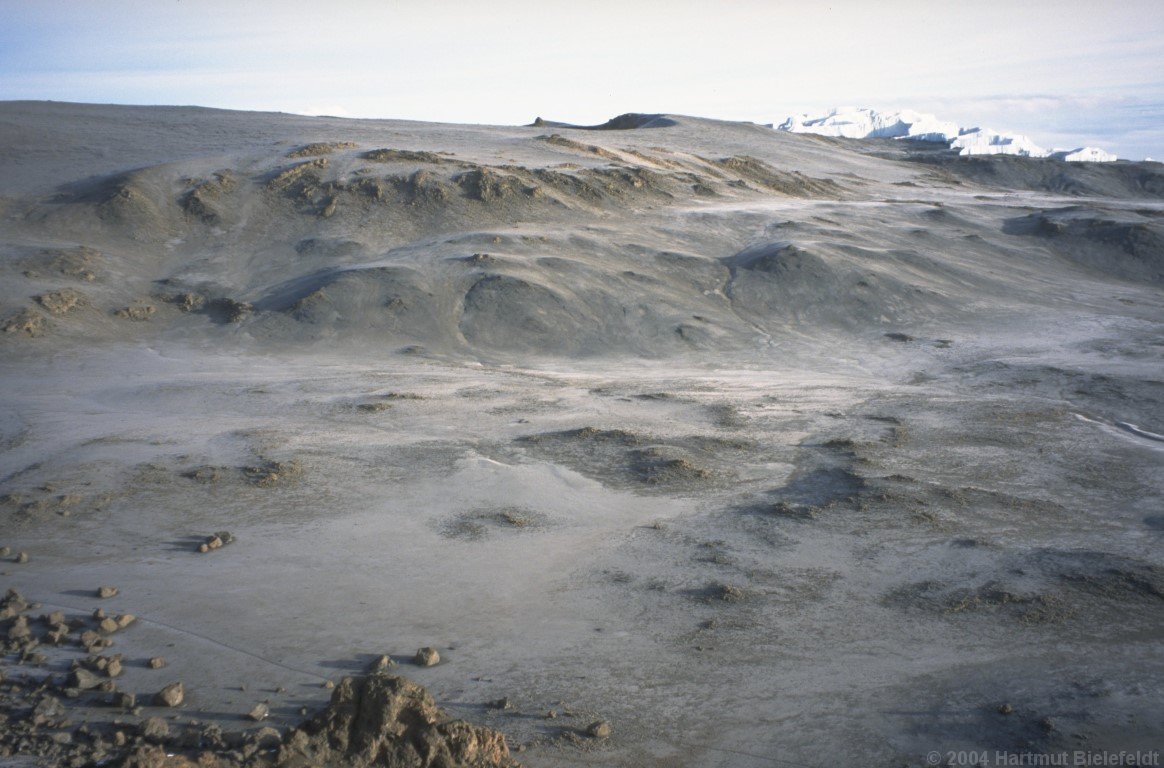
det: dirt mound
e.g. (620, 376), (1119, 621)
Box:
(529, 113), (677, 130)
(459, 275), (581, 352)
(536, 134), (623, 161)
(710, 156), (843, 197)
(723, 241), (943, 330)
(2, 307), (48, 337)
(21, 246), (102, 281)
(288, 142), (358, 158)
(1004, 207), (1164, 284)
(180, 170), (239, 224)
(281, 674), (519, 768)
(34, 288), (87, 314)
(904, 152), (1164, 198)
(362, 148), (451, 164)
(517, 428), (744, 492)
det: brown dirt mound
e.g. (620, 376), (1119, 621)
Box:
(280, 674), (520, 768)
(362, 148), (451, 164)
(35, 288), (87, 315)
(180, 170), (239, 224)
(288, 142), (358, 158)
(2, 308), (48, 337)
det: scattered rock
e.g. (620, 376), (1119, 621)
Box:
(153, 682), (184, 708)
(148, 656), (166, 669)
(97, 585), (119, 599)
(246, 702), (270, 722)
(414, 647), (440, 667)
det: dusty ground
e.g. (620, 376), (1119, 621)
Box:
(0, 102), (1162, 767)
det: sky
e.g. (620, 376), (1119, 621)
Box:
(2, 0), (1163, 159)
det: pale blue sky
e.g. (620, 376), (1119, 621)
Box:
(2, 0), (1162, 159)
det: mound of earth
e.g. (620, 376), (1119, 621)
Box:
(280, 674), (519, 768)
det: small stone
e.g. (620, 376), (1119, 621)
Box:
(154, 682), (184, 707)
(113, 692), (135, 709)
(115, 614), (135, 629)
(322, 680), (335, 689)
(587, 720), (612, 739)
(368, 654), (396, 673)
(148, 657), (166, 669)
(299, 706), (308, 716)
(99, 618), (118, 633)
(15, 551), (28, 564)
(106, 658), (123, 678)
(0, 546), (9, 557)
(92, 608), (106, 620)
(97, 586), (119, 599)
(545, 710), (557, 719)
(998, 703), (1014, 715)
(246, 702), (269, 722)
(487, 697), (512, 710)
(414, 647), (440, 667)
(113, 731), (127, 747)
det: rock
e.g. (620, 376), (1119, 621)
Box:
(140, 717), (170, 744)
(282, 674), (517, 767)
(586, 720), (612, 739)
(367, 654), (396, 673)
(148, 657), (166, 669)
(99, 618), (119, 634)
(247, 726), (281, 749)
(97, 586), (119, 599)
(15, 551), (29, 564)
(0, 546), (9, 557)
(322, 680), (335, 689)
(246, 702), (269, 722)
(998, 703), (1014, 715)
(113, 692), (136, 709)
(106, 658), (123, 678)
(487, 697), (512, 710)
(415, 647), (441, 667)
(153, 682), (184, 708)
(68, 668), (103, 691)
(115, 614), (136, 629)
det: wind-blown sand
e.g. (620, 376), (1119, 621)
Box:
(0, 101), (1161, 767)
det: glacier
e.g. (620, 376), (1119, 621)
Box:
(776, 107), (1117, 162)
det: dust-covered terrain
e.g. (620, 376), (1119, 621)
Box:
(0, 101), (1162, 767)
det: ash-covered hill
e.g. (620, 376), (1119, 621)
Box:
(1, 101), (1161, 360)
